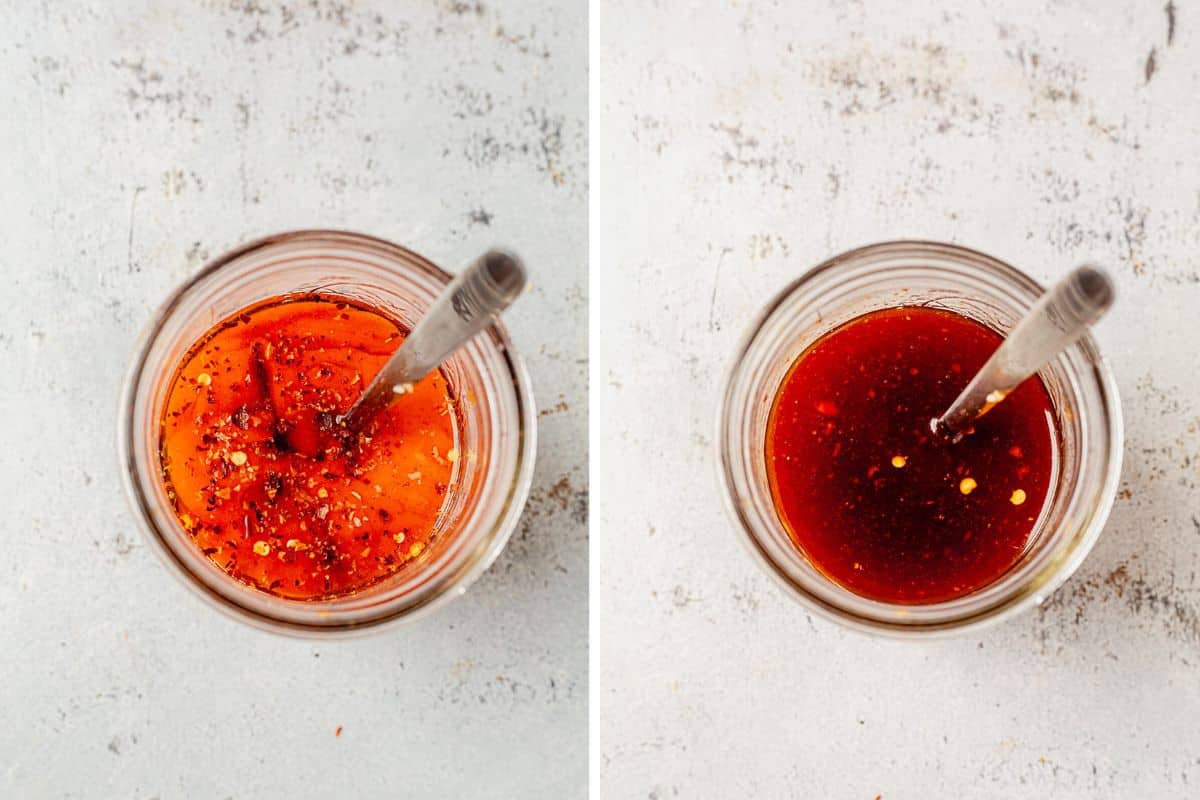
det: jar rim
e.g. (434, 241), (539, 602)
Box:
(716, 240), (1123, 636)
(117, 229), (537, 637)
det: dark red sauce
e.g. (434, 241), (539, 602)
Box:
(766, 307), (1056, 604)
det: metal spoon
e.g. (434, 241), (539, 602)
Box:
(931, 264), (1115, 443)
(339, 249), (527, 431)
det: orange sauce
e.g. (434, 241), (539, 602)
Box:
(159, 294), (457, 599)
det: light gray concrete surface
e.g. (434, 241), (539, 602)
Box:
(595, 1), (1200, 797)
(0, 2), (586, 798)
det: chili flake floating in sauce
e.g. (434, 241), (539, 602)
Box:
(766, 307), (1056, 604)
(159, 294), (458, 600)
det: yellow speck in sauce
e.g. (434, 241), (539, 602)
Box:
(1010, 488), (1027, 505)
(252, 540), (271, 556)
(408, 542), (424, 558)
(959, 477), (978, 495)
(393, 531), (406, 544)
(447, 448), (460, 463)
(815, 400), (839, 417)
(196, 372), (211, 386)
(891, 455), (907, 468)
(229, 451), (247, 466)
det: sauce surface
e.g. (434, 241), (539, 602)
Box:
(159, 294), (457, 599)
(766, 307), (1056, 604)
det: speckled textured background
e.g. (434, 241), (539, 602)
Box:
(0, 2), (586, 797)
(595, 1), (1200, 797)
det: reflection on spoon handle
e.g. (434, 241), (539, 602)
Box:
(340, 249), (527, 431)
(932, 264), (1115, 442)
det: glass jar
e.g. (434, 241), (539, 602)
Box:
(119, 230), (536, 635)
(717, 241), (1122, 635)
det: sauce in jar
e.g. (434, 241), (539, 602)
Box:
(159, 293), (458, 600)
(766, 307), (1056, 604)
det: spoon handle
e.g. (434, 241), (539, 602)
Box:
(932, 264), (1115, 442)
(340, 249), (527, 430)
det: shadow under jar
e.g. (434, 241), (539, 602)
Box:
(718, 241), (1122, 636)
(119, 230), (536, 636)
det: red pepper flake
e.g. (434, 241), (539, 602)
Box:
(335, 725), (343, 737)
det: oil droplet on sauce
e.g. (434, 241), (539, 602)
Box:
(766, 307), (1055, 604)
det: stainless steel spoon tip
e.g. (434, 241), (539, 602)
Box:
(339, 248), (528, 431)
(931, 263), (1115, 443)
